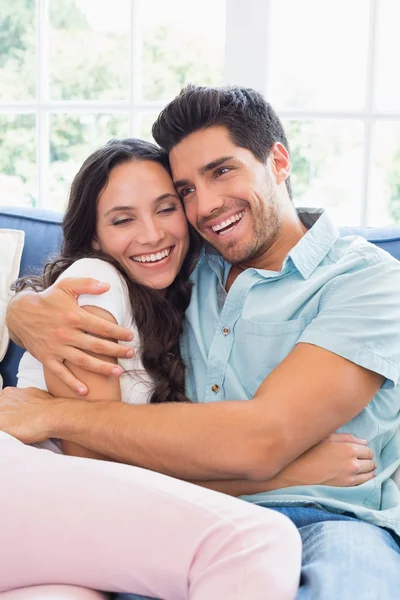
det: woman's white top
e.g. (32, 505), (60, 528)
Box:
(17, 258), (153, 452)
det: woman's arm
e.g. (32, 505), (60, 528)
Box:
(44, 305), (122, 460)
(191, 434), (376, 496)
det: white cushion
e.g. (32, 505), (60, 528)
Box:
(0, 229), (24, 389)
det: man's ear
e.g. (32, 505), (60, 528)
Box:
(269, 143), (291, 185)
(92, 238), (101, 251)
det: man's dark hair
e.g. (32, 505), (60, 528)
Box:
(152, 84), (292, 199)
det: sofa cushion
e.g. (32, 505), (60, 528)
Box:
(0, 229), (25, 389)
(0, 207), (62, 387)
(0, 207), (63, 277)
(340, 226), (400, 262)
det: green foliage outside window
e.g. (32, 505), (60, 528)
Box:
(0, 0), (399, 222)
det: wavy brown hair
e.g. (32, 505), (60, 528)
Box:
(14, 138), (202, 404)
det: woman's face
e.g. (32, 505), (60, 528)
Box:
(94, 160), (190, 291)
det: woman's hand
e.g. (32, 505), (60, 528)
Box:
(6, 278), (134, 395)
(277, 433), (376, 488)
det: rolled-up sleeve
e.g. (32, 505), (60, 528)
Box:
(298, 251), (400, 389)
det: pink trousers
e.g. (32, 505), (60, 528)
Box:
(0, 432), (301, 599)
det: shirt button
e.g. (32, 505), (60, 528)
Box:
(222, 327), (230, 335)
(211, 384), (220, 393)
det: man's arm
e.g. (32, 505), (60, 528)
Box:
(0, 343), (383, 481)
(44, 305), (122, 461)
(6, 278), (134, 394)
(193, 433), (376, 495)
(3, 254), (396, 481)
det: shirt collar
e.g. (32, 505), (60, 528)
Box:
(200, 207), (340, 280)
(287, 208), (339, 279)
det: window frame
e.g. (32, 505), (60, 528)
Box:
(1, 0), (399, 224)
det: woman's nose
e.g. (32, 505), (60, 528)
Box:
(136, 219), (165, 246)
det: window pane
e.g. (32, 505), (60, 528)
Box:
(139, 112), (159, 142)
(376, 0), (400, 111)
(138, 0), (226, 102)
(0, 1), (36, 100)
(285, 119), (364, 225)
(369, 122), (400, 226)
(0, 114), (37, 207)
(48, 113), (129, 211)
(269, 0), (369, 110)
(49, 0), (130, 100)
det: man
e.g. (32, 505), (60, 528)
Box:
(3, 85), (400, 598)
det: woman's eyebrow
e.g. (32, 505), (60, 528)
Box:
(154, 193), (180, 203)
(104, 205), (134, 217)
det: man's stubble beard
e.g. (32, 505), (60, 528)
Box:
(221, 180), (282, 266)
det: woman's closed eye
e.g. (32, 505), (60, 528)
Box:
(158, 206), (178, 215)
(112, 217), (134, 226)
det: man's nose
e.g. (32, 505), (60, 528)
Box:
(196, 185), (225, 219)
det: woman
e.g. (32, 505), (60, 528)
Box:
(2, 139), (374, 600)
(16, 138), (201, 458)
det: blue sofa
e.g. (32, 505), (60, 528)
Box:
(2, 205), (400, 388)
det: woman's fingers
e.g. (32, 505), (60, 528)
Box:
(353, 471), (376, 485)
(328, 432), (367, 445)
(354, 444), (374, 460)
(355, 459), (376, 475)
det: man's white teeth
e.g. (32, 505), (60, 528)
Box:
(132, 247), (171, 263)
(211, 211), (244, 232)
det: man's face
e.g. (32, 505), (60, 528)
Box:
(169, 126), (287, 265)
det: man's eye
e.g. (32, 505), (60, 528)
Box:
(181, 187), (195, 198)
(215, 167), (230, 178)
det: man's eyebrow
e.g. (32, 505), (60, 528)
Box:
(104, 194), (179, 217)
(174, 178), (191, 190)
(174, 156), (235, 189)
(199, 156), (235, 175)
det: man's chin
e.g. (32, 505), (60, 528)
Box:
(216, 245), (250, 265)
(202, 232), (253, 263)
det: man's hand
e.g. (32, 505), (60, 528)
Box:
(275, 433), (376, 488)
(6, 277), (134, 395)
(0, 386), (61, 443)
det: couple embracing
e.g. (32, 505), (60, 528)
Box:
(2, 85), (400, 600)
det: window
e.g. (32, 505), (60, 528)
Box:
(0, 0), (226, 211)
(1, 0), (399, 226)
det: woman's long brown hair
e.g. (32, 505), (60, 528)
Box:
(14, 138), (202, 404)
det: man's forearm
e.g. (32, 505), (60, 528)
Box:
(192, 471), (294, 496)
(5, 291), (32, 348)
(48, 397), (275, 481)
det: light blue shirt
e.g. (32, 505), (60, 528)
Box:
(182, 208), (400, 537)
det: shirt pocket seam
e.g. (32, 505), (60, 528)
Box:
(243, 318), (309, 396)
